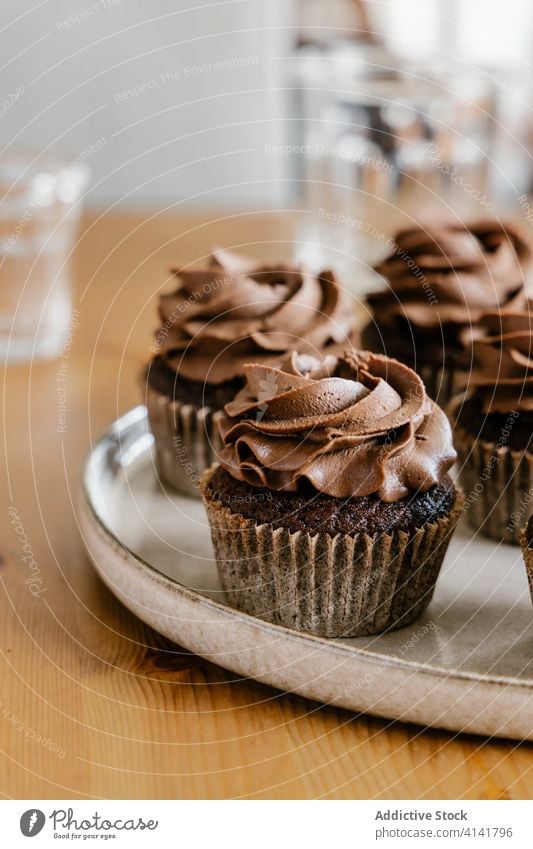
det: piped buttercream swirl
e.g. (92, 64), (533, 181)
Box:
(217, 350), (457, 501)
(461, 303), (533, 414)
(155, 249), (356, 384)
(368, 221), (531, 333)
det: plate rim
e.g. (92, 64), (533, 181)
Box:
(80, 405), (533, 692)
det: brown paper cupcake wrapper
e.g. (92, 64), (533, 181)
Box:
(449, 402), (533, 546)
(520, 528), (533, 604)
(201, 466), (463, 638)
(146, 385), (223, 498)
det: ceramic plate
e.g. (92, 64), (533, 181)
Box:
(79, 406), (533, 740)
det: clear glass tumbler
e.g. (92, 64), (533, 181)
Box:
(294, 45), (493, 287)
(0, 152), (89, 362)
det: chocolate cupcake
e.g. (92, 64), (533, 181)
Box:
(449, 303), (533, 544)
(362, 221), (532, 406)
(201, 350), (462, 637)
(520, 516), (533, 603)
(145, 249), (357, 496)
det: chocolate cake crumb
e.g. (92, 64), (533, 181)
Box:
(361, 316), (464, 369)
(455, 396), (533, 452)
(146, 355), (244, 408)
(207, 466), (456, 537)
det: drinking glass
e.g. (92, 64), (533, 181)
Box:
(0, 151), (89, 362)
(294, 45), (493, 286)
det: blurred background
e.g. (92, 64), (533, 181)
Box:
(3, 0), (533, 357)
(3, 0), (533, 208)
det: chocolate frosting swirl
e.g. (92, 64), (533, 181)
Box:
(218, 350), (456, 501)
(368, 221), (531, 333)
(461, 302), (533, 414)
(155, 249), (356, 384)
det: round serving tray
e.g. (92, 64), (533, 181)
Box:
(79, 406), (533, 740)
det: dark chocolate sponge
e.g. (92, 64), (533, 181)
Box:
(455, 396), (533, 452)
(207, 466), (456, 538)
(361, 317), (464, 371)
(146, 355), (244, 409)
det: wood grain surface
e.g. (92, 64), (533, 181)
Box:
(1, 210), (532, 800)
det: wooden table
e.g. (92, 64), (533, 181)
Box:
(1, 210), (532, 800)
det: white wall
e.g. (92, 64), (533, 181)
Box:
(0, 0), (293, 207)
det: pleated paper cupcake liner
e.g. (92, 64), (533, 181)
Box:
(201, 466), (463, 638)
(146, 385), (223, 498)
(450, 413), (533, 546)
(520, 527), (533, 605)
